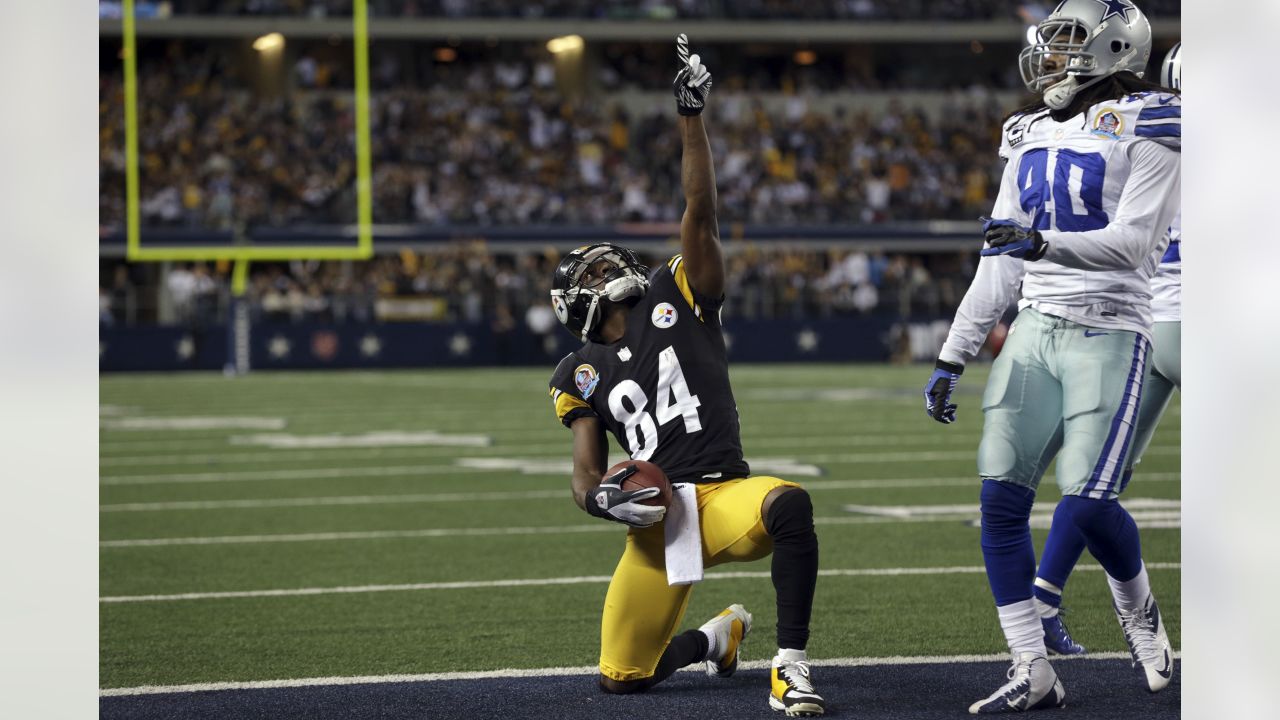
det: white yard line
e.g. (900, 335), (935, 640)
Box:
(100, 510), (1184, 547)
(99, 562), (1180, 603)
(101, 650), (1168, 697)
(98, 446), (1180, 486)
(99, 473), (1180, 514)
(100, 417), (288, 431)
(100, 433), (988, 467)
(101, 489), (571, 513)
(100, 464), (493, 486)
(101, 522), (614, 547)
(95, 419), (1007, 452)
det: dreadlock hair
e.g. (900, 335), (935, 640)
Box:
(1003, 71), (1180, 125)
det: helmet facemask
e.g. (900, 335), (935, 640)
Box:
(1020, 20), (1095, 94)
(550, 244), (650, 342)
(1017, 0), (1152, 110)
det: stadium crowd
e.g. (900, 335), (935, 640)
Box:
(100, 44), (1009, 232)
(100, 245), (976, 329)
(153, 0), (1182, 21)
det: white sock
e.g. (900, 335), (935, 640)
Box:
(776, 647), (807, 664)
(1032, 597), (1059, 619)
(1107, 562), (1151, 611)
(701, 628), (719, 661)
(997, 600), (1047, 657)
(1032, 578), (1062, 618)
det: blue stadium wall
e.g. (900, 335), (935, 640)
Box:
(99, 316), (912, 372)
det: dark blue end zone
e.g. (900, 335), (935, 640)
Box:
(101, 658), (1178, 720)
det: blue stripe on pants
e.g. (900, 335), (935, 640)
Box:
(1083, 336), (1148, 498)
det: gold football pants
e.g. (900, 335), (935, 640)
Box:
(598, 475), (800, 682)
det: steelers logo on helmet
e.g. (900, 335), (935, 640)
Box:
(651, 302), (678, 328)
(549, 243), (651, 343)
(551, 294), (569, 324)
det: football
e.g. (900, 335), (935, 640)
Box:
(606, 459), (673, 508)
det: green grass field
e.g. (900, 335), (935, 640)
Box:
(99, 364), (1180, 690)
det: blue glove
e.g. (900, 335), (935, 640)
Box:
(924, 360), (964, 424)
(979, 218), (1047, 260)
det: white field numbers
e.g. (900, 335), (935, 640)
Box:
(607, 346), (703, 459)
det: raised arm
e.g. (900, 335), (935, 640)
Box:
(672, 34), (724, 299)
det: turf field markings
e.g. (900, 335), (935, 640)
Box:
(742, 387), (938, 402)
(100, 464), (495, 486)
(95, 427), (972, 454)
(843, 497), (1180, 518)
(99, 443), (1008, 481)
(842, 498), (1181, 530)
(97, 562), (1181, 603)
(94, 423), (995, 453)
(100, 477), (989, 512)
(99, 650), (1176, 696)
(100, 417), (288, 431)
(98, 473), (1180, 514)
(100, 522), (613, 547)
(101, 489), (571, 514)
(98, 432), (1003, 468)
(228, 431), (492, 449)
(98, 510), (1183, 546)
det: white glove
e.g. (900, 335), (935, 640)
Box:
(673, 33), (712, 116)
(583, 466), (667, 528)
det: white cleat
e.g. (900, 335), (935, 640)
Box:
(699, 603), (752, 678)
(1115, 593), (1174, 692)
(968, 652), (1066, 714)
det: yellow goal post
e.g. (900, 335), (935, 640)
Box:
(120, 0), (374, 296)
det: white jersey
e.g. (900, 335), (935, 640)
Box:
(1150, 210), (1181, 322)
(940, 91), (1181, 365)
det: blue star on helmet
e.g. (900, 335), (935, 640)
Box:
(1093, 0), (1134, 23)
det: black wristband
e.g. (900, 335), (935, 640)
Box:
(935, 359), (964, 375)
(1028, 233), (1048, 261)
(677, 105), (703, 117)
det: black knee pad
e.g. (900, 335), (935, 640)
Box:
(765, 488), (814, 542)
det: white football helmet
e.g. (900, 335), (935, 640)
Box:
(1019, 0), (1153, 109)
(1161, 42), (1181, 90)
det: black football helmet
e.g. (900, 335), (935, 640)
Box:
(550, 243), (650, 342)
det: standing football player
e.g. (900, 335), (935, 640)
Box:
(547, 35), (824, 717)
(922, 1), (1180, 712)
(1031, 41), (1182, 659)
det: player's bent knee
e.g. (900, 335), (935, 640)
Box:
(764, 487), (813, 540)
(598, 675), (652, 695)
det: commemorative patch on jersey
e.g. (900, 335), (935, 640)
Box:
(574, 363), (600, 399)
(1092, 108), (1124, 139)
(652, 302), (678, 328)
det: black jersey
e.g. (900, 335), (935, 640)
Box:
(549, 255), (749, 485)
